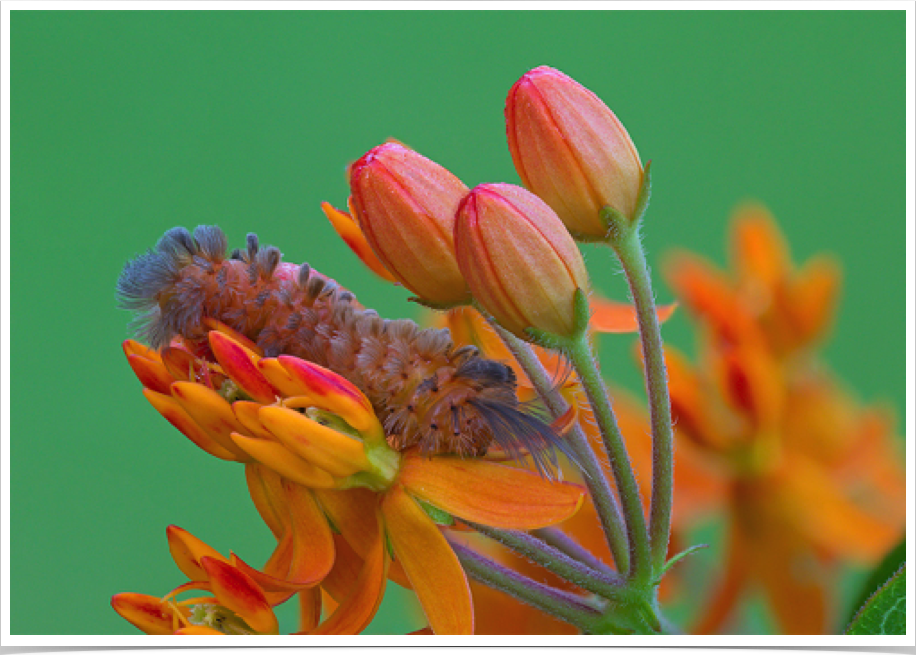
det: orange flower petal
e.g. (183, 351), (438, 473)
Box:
(257, 358), (308, 398)
(398, 455), (585, 529)
(166, 525), (229, 581)
(690, 518), (751, 635)
(313, 488), (380, 560)
(322, 201), (398, 283)
(231, 402), (276, 440)
(170, 382), (252, 460)
(298, 587), (323, 633)
(589, 295), (677, 333)
(244, 463), (288, 540)
(308, 511), (389, 635)
(142, 389), (240, 461)
(381, 485), (472, 635)
(258, 405), (370, 478)
(729, 204), (789, 289)
(787, 254), (841, 346)
(111, 593), (176, 635)
(160, 346), (200, 384)
(231, 434), (339, 489)
(202, 318), (264, 356)
(208, 331), (277, 404)
(284, 480), (336, 583)
(200, 556), (279, 635)
(126, 354), (175, 395)
(175, 626), (225, 635)
(123, 339), (159, 360)
(278, 356), (377, 434)
(322, 534), (365, 603)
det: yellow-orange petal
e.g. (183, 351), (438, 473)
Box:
(398, 455), (585, 529)
(589, 295), (677, 334)
(208, 331), (277, 404)
(381, 484), (472, 635)
(322, 534), (365, 602)
(787, 254), (841, 346)
(278, 356), (377, 434)
(200, 556), (279, 635)
(111, 593), (176, 635)
(170, 382), (252, 460)
(258, 405), (370, 478)
(230, 549), (317, 594)
(298, 587), (323, 633)
(308, 511), (389, 635)
(322, 201), (398, 283)
(232, 402), (277, 440)
(123, 339), (159, 360)
(175, 626), (225, 635)
(142, 389), (241, 461)
(126, 354), (175, 395)
(257, 358), (308, 398)
(166, 525), (230, 581)
(232, 434), (339, 489)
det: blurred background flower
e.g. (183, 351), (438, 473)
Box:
(9, 11), (905, 634)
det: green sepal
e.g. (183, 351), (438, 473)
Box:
(632, 160), (653, 226)
(407, 295), (471, 311)
(523, 289), (590, 351)
(416, 498), (455, 527)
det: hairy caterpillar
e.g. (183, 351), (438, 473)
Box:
(117, 225), (566, 471)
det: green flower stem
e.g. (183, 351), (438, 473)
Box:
(567, 335), (652, 586)
(486, 318), (630, 575)
(607, 228), (675, 571)
(451, 541), (601, 631)
(533, 527), (618, 578)
(468, 522), (626, 599)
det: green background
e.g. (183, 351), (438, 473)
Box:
(11, 10), (905, 635)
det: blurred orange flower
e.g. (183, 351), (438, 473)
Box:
(661, 204), (905, 634)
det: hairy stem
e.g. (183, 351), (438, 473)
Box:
(609, 230), (675, 570)
(468, 522), (626, 599)
(487, 318), (630, 575)
(451, 542), (600, 631)
(533, 527), (618, 578)
(567, 337), (652, 585)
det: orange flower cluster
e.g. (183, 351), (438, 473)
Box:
(114, 322), (586, 635)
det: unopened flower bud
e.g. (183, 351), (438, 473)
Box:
(506, 66), (644, 240)
(455, 183), (589, 340)
(349, 143), (471, 307)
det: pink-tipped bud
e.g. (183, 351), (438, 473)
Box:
(506, 66), (644, 240)
(349, 143), (471, 307)
(455, 183), (589, 340)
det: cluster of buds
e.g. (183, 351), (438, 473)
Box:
(324, 65), (644, 344)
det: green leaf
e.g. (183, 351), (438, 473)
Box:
(847, 538), (905, 624)
(845, 564), (906, 635)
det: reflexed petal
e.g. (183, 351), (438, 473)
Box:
(258, 405), (370, 478)
(142, 389), (241, 461)
(200, 557), (279, 635)
(126, 354), (175, 395)
(381, 484), (472, 635)
(245, 464), (288, 540)
(398, 455), (585, 529)
(308, 511), (389, 635)
(111, 593), (177, 635)
(313, 488), (380, 560)
(166, 525), (229, 581)
(230, 549), (318, 593)
(322, 534), (365, 602)
(170, 382), (252, 460)
(232, 434), (339, 489)
(208, 331), (277, 404)
(278, 356), (377, 434)
(284, 480), (336, 583)
(298, 587), (323, 633)
(321, 201), (398, 283)
(589, 295), (677, 334)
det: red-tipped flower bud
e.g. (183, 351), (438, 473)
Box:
(349, 143), (471, 307)
(506, 66), (644, 240)
(455, 183), (589, 340)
